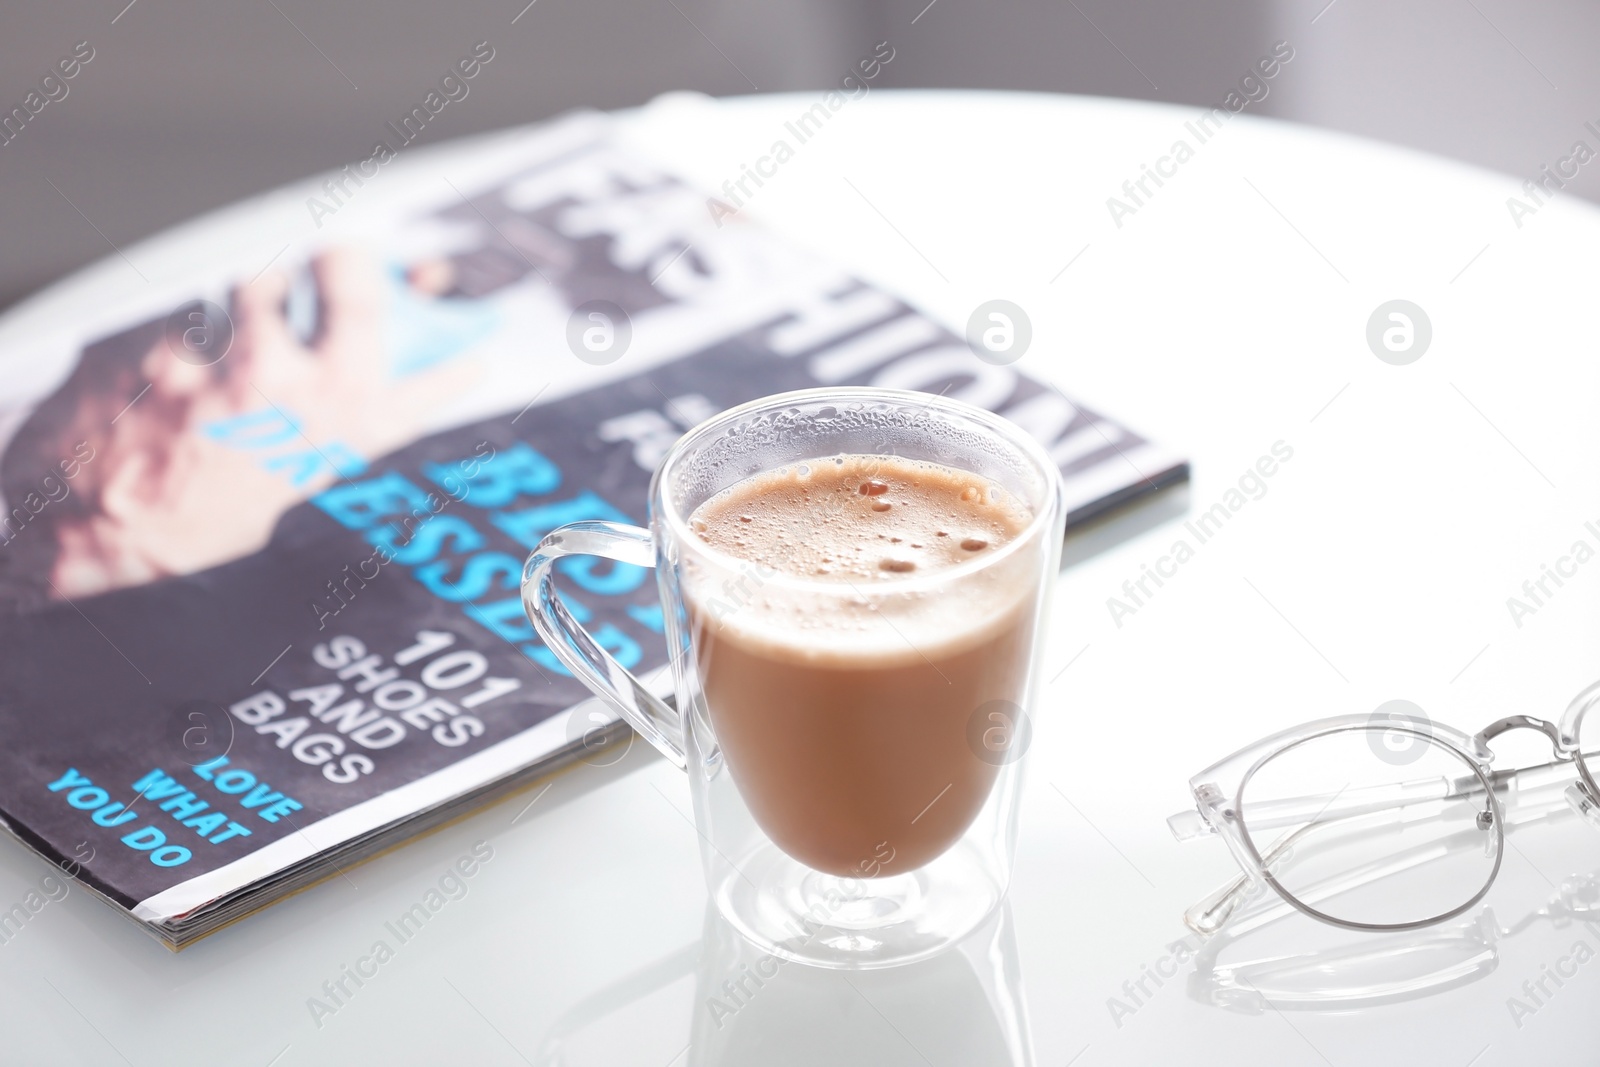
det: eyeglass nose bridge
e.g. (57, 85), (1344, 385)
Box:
(1473, 715), (1568, 759)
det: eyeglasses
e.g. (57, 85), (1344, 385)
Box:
(1168, 681), (1600, 936)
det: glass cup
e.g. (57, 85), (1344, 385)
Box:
(521, 387), (1064, 968)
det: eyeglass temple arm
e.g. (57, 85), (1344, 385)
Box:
(1180, 798), (1479, 937)
(1174, 753), (1596, 937)
(1469, 753), (1595, 805)
(1169, 784), (1430, 936)
(1183, 818), (1321, 936)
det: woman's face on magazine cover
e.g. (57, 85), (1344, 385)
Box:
(49, 248), (480, 599)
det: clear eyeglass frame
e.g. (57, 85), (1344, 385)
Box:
(1169, 681), (1600, 936)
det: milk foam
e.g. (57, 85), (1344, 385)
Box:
(686, 454), (1036, 666)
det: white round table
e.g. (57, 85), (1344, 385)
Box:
(4, 89), (1599, 1066)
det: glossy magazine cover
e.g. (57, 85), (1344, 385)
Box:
(0, 111), (1186, 944)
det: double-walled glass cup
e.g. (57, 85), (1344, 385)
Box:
(522, 388), (1064, 969)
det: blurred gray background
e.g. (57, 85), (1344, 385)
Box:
(2, 0), (1591, 310)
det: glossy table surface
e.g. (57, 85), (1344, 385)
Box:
(4, 89), (1600, 1066)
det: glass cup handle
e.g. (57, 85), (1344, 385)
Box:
(520, 521), (686, 770)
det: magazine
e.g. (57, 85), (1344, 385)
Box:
(0, 111), (1187, 947)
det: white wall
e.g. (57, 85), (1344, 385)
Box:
(1, 0), (1592, 309)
